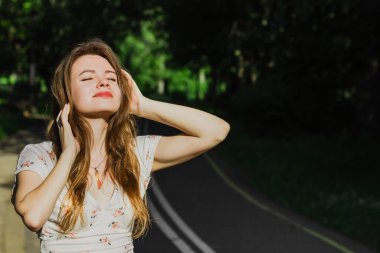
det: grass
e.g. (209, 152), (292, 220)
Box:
(214, 117), (380, 251)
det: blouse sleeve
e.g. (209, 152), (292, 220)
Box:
(135, 135), (162, 197)
(14, 144), (50, 179)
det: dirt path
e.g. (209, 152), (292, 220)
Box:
(0, 121), (46, 253)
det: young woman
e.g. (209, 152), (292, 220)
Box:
(11, 39), (230, 253)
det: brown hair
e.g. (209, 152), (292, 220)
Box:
(47, 38), (149, 238)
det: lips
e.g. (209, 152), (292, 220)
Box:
(94, 91), (113, 98)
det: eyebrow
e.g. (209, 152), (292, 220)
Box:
(79, 70), (117, 76)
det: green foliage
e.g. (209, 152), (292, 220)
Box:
(117, 9), (211, 101)
(117, 14), (170, 93)
(166, 67), (211, 101)
(0, 0), (378, 133)
(0, 75), (17, 86)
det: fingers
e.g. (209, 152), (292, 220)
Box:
(62, 104), (70, 129)
(56, 110), (63, 128)
(56, 103), (71, 129)
(55, 103), (80, 156)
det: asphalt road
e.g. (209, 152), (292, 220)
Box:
(134, 119), (376, 253)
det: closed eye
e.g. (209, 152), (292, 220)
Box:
(81, 78), (92, 81)
(108, 78), (116, 82)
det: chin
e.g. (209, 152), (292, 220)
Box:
(79, 107), (120, 119)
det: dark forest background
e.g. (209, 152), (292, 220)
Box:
(1, 0), (379, 137)
(0, 0), (379, 250)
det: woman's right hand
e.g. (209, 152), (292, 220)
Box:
(56, 103), (80, 158)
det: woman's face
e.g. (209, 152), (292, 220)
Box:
(70, 54), (122, 118)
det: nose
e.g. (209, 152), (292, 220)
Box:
(97, 77), (110, 88)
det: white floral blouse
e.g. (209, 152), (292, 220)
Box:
(13, 135), (162, 253)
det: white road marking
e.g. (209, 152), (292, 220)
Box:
(148, 198), (196, 253)
(151, 180), (217, 253)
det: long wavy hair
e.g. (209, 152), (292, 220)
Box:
(46, 38), (149, 238)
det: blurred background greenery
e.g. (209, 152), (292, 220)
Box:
(0, 0), (379, 250)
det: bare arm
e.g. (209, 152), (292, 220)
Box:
(13, 103), (79, 232)
(139, 98), (230, 172)
(124, 70), (230, 172)
(14, 151), (75, 231)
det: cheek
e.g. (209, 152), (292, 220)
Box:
(114, 87), (123, 105)
(71, 85), (90, 110)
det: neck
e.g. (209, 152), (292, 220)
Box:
(86, 117), (108, 158)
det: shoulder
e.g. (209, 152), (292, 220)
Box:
(22, 141), (53, 151)
(20, 141), (55, 160)
(133, 135), (161, 154)
(16, 141), (56, 178)
(133, 134), (162, 169)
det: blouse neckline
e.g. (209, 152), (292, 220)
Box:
(85, 186), (120, 211)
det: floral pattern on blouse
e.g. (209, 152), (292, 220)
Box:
(89, 208), (98, 227)
(42, 228), (54, 238)
(37, 155), (47, 165)
(109, 221), (121, 230)
(47, 150), (56, 161)
(64, 232), (76, 238)
(113, 207), (124, 217)
(144, 135), (157, 162)
(21, 161), (34, 168)
(99, 236), (111, 246)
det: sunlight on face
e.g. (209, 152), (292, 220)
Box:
(70, 55), (122, 119)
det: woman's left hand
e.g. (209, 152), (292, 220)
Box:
(122, 70), (146, 116)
